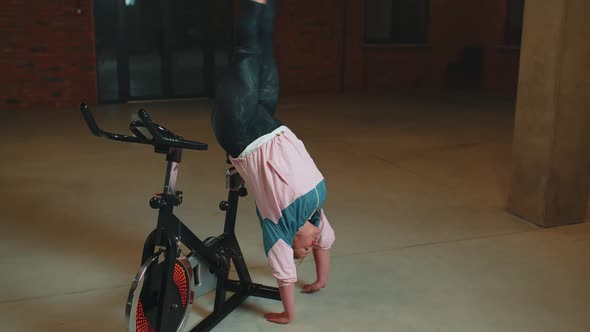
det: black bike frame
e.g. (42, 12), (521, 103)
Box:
(144, 148), (281, 332)
(79, 104), (280, 332)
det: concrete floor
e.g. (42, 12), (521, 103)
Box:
(1, 95), (588, 332)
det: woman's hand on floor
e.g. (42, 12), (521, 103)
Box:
(302, 281), (327, 293)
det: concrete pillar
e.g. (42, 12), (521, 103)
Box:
(507, 0), (590, 227)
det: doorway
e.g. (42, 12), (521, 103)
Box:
(94, 0), (233, 103)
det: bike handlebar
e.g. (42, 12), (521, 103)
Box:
(80, 103), (208, 151)
(80, 103), (144, 144)
(137, 109), (208, 151)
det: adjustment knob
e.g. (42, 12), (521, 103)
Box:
(239, 187), (248, 197)
(150, 196), (166, 209)
(219, 201), (229, 211)
(174, 191), (183, 206)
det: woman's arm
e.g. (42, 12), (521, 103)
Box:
(264, 283), (295, 324)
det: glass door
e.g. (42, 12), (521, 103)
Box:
(94, 0), (120, 103)
(169, 0), (205, 97)
(94, 0), (233, 103)
(125, 0), (164, 99)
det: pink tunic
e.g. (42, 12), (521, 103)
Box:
(230, 127), (335, 287)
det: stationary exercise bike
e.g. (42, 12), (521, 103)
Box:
(80, 104), (281, 332)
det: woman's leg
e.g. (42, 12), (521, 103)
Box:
(258, 0), (279, 115)
(212, 0), (280, 158)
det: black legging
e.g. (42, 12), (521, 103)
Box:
(211, 0), (282, 158)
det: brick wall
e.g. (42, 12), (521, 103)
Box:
(0, 0), (520, 110)
(274, 0), (345, 95)
(364, 46), (432, 93)
(0, 0), (98, 110)
(362, 0), (521, 96)
(273, 0), (364, 95)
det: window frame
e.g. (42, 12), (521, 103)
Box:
(504, 0), (525, 47)
(364, 0), (431, 45)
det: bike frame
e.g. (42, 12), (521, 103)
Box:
(79, 104), (280, 332)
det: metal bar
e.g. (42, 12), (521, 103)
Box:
(224, 279), (241, 293)
(171, 215), (223, 271)
(230, 244), (253, 284)
(223, 190), (239, 235)
(190, 290), (250, 332)
(163, 160), (179, 194)
(212, 272), (228, 317)
(79, 104), (143, 144)
(248, 283), (281, 301)
(155, 234), (178, 332)
(225, 279), (280, 300)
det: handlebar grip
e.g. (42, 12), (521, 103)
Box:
(182, 139), (209, 151)
(137, 109), (165, 139)
(80, 103), (143, 144)
(80, 103), (104, 137)
(137, 109), (208, 151)
(129, 120), (152, 143)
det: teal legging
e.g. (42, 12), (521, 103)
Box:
(211, 0), (282, 158)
